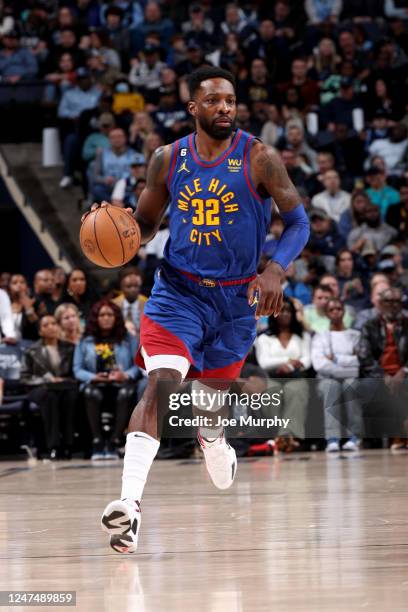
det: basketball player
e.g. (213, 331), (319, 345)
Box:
(85, 67), (310, 553)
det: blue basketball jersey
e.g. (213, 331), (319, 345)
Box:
(163, 129), (272, 279)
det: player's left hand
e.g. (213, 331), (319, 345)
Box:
(247, 262), (284, 319)
(81, 201), (133, 223)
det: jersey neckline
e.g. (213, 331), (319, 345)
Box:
(188, 129), (243, 168)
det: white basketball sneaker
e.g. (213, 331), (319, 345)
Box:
(101, 498), (141, 553)
(198, 431), (237, 490)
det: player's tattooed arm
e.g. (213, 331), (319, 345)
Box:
(135, 144), (172, 244)
(247, 144), (303, 318)
(251, 143), (301, 212)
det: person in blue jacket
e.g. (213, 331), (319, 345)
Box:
(74, 299), (140, 460)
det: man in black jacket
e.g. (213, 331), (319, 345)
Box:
(358, 287), (408, 447)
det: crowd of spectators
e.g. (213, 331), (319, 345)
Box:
(1, 1), (408, 457)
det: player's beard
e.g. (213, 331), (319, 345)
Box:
(198, 115), (235, 141)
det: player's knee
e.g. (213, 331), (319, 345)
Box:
(148, 368), (183, 384)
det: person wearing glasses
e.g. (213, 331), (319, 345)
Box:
(357, 287), (408, 450)
(311, 297), (363, 452)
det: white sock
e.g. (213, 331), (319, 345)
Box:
(121, 432), (160, 502)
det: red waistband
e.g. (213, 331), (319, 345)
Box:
(176, 268), (256, 287)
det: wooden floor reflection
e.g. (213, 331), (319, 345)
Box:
(1, 450), (407, 612)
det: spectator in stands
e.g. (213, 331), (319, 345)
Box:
(279, 147), (308, 190)
(87, 29), (121, 69)
(238, 58), (276, 109)
(142, 131), (164, 164)
(86, 49), (124, 88)
(255, 297), (311, 449)
(57, 67), (101, 189)
(220, 3), (249, 37)
(324, 121), (365, 178)
(151, 86), (190, 142)
(113, 267), (147, 339)
(0, 30), (38, 82)
(348, 202), (397, 253)
(306, 151), (336, 197)
(246, 19), (290, 83)
(358, 286), (408, 448)
(111, 166), (146, 209)
(44, 52), (77, 104)
(50, 28), (84, 71)
(0, 286), (16, 344)
(63, 268), (97, 324)
(54, 303), (82, 345)
(92, 128), (144, 202)
(320, 76), (362, 130)
(277, 120), (318, 172)
(21, 315), (77, 460)
(368, 123), (408, 173)
(73, 299), (139, 460)
(279, 57), (319, 109)
(316, 272), (355, 326)
(305, 0), (343, 24)
(337, 29), (370, 81)
(8, 274), (38, 341)
(130, 1), (174, 55)
(82, 112), (115, 164)
(365, 166), (400, 218)
(364, 108), (391, 150)
(335, 248), (369, 310)
(311, 37), (341, 83)
(338, 189), (370, 240)
(33, 269), (59, 316)
(259, 104), (283, 147)
(304, 284), (333, 332)
(386, 180), (408, 240)
(311, 169), (351, 223)
(353, 278), (391, 331)
(312, 297), (363, 452)
(308, 208), (345, 257)
(128, 111), (155, 153)
(102, 6), (130, 68)
(283, 262), (312, 305)
(181, 3), (215, 53)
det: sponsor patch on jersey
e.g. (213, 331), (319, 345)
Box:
(227, 158), (242, 173)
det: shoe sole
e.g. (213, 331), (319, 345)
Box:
(206, 448), (237, 490)
(101, 501), (140, 554)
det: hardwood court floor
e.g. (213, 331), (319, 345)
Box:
(0, 450), (407, 612)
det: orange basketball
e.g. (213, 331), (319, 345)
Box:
(80, 205), (141, 268)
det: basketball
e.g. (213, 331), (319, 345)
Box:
(80, 205), (141, 268)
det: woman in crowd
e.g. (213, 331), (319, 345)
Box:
(255, 297), (311, 452)
(55, 303), (82, 345)
(311, 37), (340, 82)
(87, 29), (121, 69)
(8, 273), (38, 341)
(44, 52), (77, 103)
(311, 297), (363, 452)
(21, 315), (77, 460)
(63, 268), (98, 324)
(335, 248), (369, 311)
(73, 299), (139, 460)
